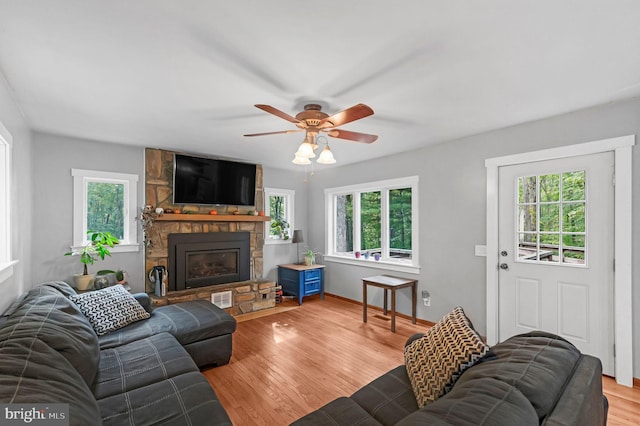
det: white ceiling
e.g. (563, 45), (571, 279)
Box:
(1, 1), (639, 170)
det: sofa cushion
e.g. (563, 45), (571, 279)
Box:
(404, 306), (490, 408)
(0, 337), (102, 426)
(98, 300), (236, 349)
(70, 285), (150, 336)
(0, 283), (100, 386)
(93, 332), (199, 399)
(396, 377), (538, 426)
(350, 365), (417, 425)
(454, 331), (581, 420)
(98, 371), (232, 426)
(291, 397), (383, 426)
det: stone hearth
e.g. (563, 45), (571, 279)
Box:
(150, 280), (277, 315)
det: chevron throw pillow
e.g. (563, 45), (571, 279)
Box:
(70, 285), (150, 336)
(404, 306), (490, 408)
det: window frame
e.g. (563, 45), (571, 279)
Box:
(264, 187), (295, 245)
(71, 168), (139, 253)
(324, 176), (420, 274)
(0, 120), (16, 284)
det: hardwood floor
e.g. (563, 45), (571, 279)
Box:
(203, 295), (640, 426)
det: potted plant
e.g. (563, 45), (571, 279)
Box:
(270, 219), (290, 240)
(65, 230), (120, 290)
(304, 248), (320, 266)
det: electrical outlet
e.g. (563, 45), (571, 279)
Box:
(423, 297), (431, 307)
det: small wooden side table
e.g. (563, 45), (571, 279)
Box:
(362, 275), (417, 332)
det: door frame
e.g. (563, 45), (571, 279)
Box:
(485, 135), (634, 387)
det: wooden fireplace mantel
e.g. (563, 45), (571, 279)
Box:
(155, 214), (271, 222)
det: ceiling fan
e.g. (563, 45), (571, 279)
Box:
(243, 103), (378, 144)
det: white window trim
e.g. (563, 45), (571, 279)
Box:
(71, 169), (140, 253)
(324, 176), (420, 274)
(0, 120), (14, 283)
(264, 187), (295, 245)
(485, 134), (634, 387)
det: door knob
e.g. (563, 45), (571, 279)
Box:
(500, 251), (508, 257)
(499, 263), (509, 270)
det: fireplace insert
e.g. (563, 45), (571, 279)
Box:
(168, 232), (250, 291)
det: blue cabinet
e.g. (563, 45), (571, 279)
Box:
(277, 264), (325, 305)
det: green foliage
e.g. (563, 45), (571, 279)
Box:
(270, 219), (290, 239)
(360, 191), (381, 250)
(518, 171), (586, 262)
(65, 230), (120, 275)
(336, 188), (413, 255)
(87, 182), (125, 239)
(269, 195), (290, 239)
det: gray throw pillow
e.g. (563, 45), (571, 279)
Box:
(70, 285), (150, 336)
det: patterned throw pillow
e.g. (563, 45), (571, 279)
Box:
(404, 306), (490, 408)
(69, 285), (150, 336)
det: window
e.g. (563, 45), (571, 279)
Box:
(264, 188), (295, 244)
(71, 169), (139, 252)
(325, 176), (419, 274)
(516, 170), (586, 265)
(0, 121), (15, 283)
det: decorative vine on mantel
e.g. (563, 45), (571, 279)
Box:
(136, 206), (159, 252)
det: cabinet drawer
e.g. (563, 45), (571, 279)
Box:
(304, 269), (321, 281)
(304, 279), (321, 295)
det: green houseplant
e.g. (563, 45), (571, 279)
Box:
(65, 230), (120, 290)
(304, 248), (320, 266)
(270, 219), (290, 240)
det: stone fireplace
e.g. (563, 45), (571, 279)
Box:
(145, 148), (276, 315)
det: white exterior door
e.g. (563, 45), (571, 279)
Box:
(498, 152), (614, 375)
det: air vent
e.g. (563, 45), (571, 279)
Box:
(211, 291), (232, 309)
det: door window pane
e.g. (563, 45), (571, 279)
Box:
(539, 204), (559, 232)
(515, 169), (586, 266)
(539, 174), (560, 202)
(563, 202), (585, 232)
(518, 205), (537, 232)
(518, 176), (536, 203)
(562, 171), (586, 201)
(518, 233), (538, 260)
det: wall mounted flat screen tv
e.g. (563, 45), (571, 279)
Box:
(173, 154), (256, 206)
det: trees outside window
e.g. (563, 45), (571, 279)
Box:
(71, 169), (139, 253)
(326, 176), (419, 273)
(264, 188), (295, 244)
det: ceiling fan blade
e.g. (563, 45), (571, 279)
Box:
(244, 129), (303, 137)
(319, 103), (374, 128)
(324, 129), (378, 144)
(255, 104), (302, 124)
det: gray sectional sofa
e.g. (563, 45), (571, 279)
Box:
(0, 281), (236, 425)
(293, 331), (608, 425)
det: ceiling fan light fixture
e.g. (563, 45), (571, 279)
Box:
(295, 141), (316, 158)
(316, 145), (336, 164)
(292, 154), (311, 165)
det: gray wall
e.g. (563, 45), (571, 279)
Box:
(32, 133), (146, 292)
(262, 166), (309, 282)
(0, 72), (33, 313)
(307, 96), (640, 377)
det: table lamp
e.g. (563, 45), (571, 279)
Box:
(292, 230), (303, 264)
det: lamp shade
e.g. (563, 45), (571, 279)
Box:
(292, 230), (303, 243)
(292, 155), (311, 165)
(295, 142), (316, 158)
(317, 145), (336, 164)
